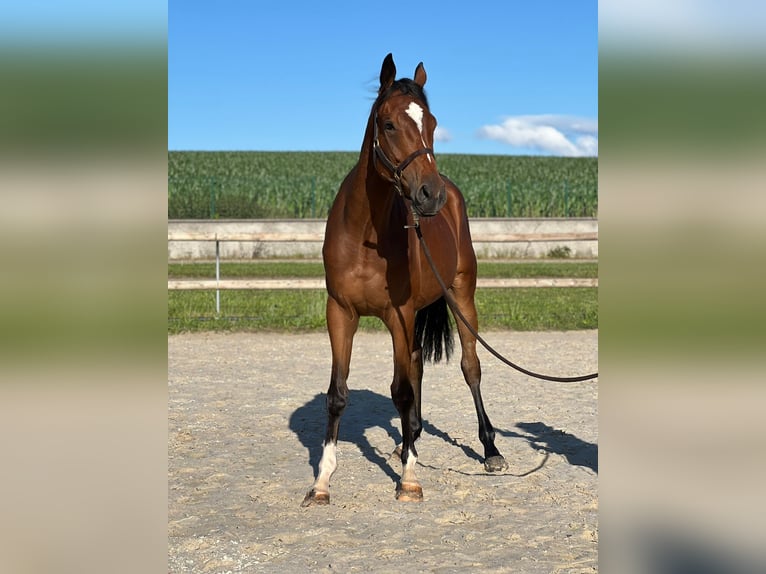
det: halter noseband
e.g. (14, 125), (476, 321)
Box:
(372, 108), (434, 198)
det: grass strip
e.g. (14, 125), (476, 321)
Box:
(168, 287), (597, 334)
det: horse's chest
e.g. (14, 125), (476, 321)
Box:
(325, 216), (458, 314)
(371, 249), (456, 309)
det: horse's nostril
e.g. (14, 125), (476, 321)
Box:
(420, 185), (430, 200)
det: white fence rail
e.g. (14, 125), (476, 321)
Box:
(168, 219), (598, 314)
(168, 218), (598, 260)
(168, 277), (598, 290)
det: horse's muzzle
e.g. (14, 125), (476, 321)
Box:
(411, 181), (447, 217)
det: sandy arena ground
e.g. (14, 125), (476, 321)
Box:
(169, 330), (598, 573)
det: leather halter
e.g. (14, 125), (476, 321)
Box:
(371, 108), (434, 197)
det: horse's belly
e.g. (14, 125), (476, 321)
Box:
(413, 237), (459, 308)
(414, 264), (456, 309)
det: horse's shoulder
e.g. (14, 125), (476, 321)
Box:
(439, 172), (458, 188)
(440, 173), (465, 200)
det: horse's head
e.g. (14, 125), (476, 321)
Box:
(371, 54), (447, 218)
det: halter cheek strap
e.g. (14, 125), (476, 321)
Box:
(372, 109), (434, 197)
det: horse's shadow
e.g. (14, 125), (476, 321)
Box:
(498, 421), (598, 474)
(290, 389), (489, 482)
(289, 391), (597, 480)
(289, 389), (403, 483)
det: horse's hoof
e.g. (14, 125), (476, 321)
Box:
(301, 489), (330, 507)
(484, 455), (508, 472)
(396, 482), (423, 502)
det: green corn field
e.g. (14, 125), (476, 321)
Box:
(168, 151), (597, 219)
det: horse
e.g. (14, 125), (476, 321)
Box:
(302, 53), (507, 506)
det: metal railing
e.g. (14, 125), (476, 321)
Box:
(168, 221), (598, 314)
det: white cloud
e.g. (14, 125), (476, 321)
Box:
(434, 126), (452, 142)
(574, 135), (599, 156)
(477, 115), (598, 156)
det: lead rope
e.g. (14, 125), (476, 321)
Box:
(413, 223), (598, 383)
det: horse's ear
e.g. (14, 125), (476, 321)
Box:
(379, 53), (396, 94)
(414, 62), (427, 87)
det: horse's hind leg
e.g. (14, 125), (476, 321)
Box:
(302, 297), (358, 507)
(450, 278), (508, 472)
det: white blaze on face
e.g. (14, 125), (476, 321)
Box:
(405, 102), (433, 163)
(406, 101), (424, 133)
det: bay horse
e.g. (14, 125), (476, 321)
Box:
(302, 54), (507, 506)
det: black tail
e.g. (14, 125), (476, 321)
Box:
(415, 297), (454, 364)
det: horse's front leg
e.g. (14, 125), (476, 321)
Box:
(387, 310), (425, 501)
(450, 276), (508, 472)
(302, 297), (358, 507)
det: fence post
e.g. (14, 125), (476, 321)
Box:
(215, 237), (221, 315)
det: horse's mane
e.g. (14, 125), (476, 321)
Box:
(377, 78), (429, 109)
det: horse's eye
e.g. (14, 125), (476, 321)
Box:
(384, 121), (395, 132)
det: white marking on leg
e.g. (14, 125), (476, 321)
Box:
(406, 102), (433, 163)
(313, 441), (337, 492)
(401, 447), (418, 484)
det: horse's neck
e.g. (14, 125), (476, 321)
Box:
(346, 121), (400, 233)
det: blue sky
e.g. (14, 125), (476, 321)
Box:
(169, 1), (597, 156)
